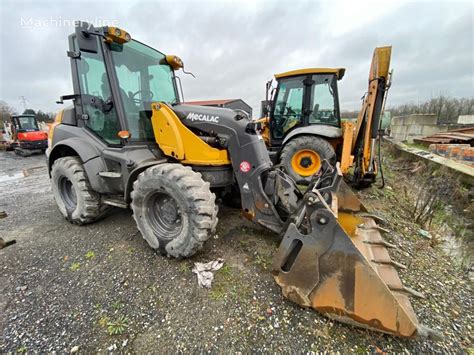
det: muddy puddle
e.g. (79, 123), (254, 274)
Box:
(0, 166), (46, 183)
(0, 172), (25, 183)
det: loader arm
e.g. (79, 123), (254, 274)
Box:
(340, 46), (392, 187)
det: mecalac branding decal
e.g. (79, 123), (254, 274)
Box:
(186, 112), (220, 123)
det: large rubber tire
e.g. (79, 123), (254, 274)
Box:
(51, 156), (110, 225)
(131, 164), (218, 258)
(280, 135), (336, 184)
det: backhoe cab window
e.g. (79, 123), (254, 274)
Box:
(272, 77), (304, 139)
(110, 40), (178, 142)
(309, 74), (338, 126)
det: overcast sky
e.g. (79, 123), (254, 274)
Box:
(0, 0), (472, 116)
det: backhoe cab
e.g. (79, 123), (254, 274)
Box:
(258, 47), (392, 188)
(47, 22), (438, 339)
(259, 68), (345, 182)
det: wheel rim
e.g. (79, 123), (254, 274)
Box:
(58, 176), (77, 210)
(145, 192), (183, 239)
(290, 149), (321, 177)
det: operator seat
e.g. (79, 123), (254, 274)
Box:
(310, 103), (320, 123)
(101, 73), (136, 114)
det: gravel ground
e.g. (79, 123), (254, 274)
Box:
(0, 150), (472, 353)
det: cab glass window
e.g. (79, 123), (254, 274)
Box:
(17, 116), (39, 131)
(110, 40), (178, 142)
(272, 77), (304, 139)
(308, 74), (339, 126)
(74, 37), (121, 145)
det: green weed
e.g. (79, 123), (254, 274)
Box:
(107, 316), (129, 335)
(70, 262), (81, 271)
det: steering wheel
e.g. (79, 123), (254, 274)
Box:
(130, 90), (154, 104)
(285, 106), (296, 116)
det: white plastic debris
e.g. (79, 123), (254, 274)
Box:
(107, 344), (117, 351)
(192, 259), (224, 288)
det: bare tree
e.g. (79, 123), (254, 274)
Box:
(0, 100), (17, 129)
(387, 95), (474, 124)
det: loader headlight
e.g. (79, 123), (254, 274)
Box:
(105, 26), (131, 44)
(164, 55), (184, 70)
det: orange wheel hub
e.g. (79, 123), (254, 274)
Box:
(290, 149), (321, 177)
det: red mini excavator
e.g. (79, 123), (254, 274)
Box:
(2, 114), (48, 156)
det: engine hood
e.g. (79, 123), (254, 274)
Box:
(171, 104), (245, 126)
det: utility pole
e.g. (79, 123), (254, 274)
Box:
(18, 96), (28, 112)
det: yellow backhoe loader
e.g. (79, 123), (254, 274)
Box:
(47, 22), (439, 339)
(258, 47), (392, 188)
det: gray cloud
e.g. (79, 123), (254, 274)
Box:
(0, 0), (472, 116)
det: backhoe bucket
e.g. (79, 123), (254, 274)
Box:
(272, 181), (440, 339)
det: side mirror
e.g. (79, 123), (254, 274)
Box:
(260, 100), (270, 117)
(75, 21), (98, 53)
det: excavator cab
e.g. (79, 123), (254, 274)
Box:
(47, 21), (439, 340)
(12, 115), (40, 132)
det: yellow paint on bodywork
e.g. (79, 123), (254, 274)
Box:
(151, 103), (230, 165)
(340, 121), (355, 173)
(253, 117), (270, 145)
(275, 68), (345, 80)
(48, 109), (64, 146)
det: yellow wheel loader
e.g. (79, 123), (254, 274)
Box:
(258, 47), (392, 188)
(47, 21), (439, 339)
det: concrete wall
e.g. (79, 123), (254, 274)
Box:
(458, 115), (474, 125)
(390, 114), (445, 142)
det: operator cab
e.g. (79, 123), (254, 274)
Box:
(64, 23), (183, 146)
(266, 68), (345, 143)
(12, 114), (40, 132)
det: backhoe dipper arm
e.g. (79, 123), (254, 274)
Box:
(345, 46), (392, 187)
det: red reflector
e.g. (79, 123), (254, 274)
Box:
(239, 161), (251, 173)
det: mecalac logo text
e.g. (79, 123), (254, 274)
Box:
(186, 112), (220, 123)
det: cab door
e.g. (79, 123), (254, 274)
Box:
(69, 34), (123, 146)
(270, 76), (305, 142)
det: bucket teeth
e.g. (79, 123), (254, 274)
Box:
(372, 258), (407, 269)
(359, 223), (391, 234)
(388, 285), (425, 299)
(363, 240), (397, 249)
(356, 213), (387, 225)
